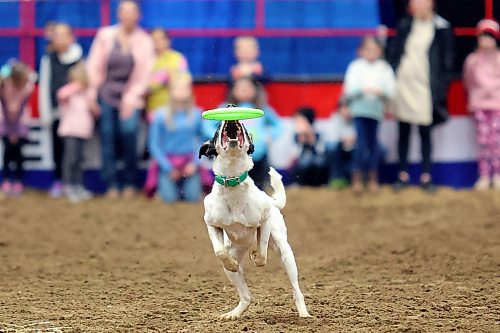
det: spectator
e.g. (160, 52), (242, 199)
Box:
(230, 36), (264, 81)
(343, 36), (395, 194)
(388, 0), (454, 192)
(147, 28), (190, 122)
(0, 60), (37, 196)
(148, 78), (204, 203)
(87, 0), (154, 198)
(57, 61), (94, 203)
(326, 100), (357, 190)
(43, 21), (57, 53)
(226, 76), (282, 190)
(327, 99), (387, 191)
(464, 19), (500, 191)
(291, 107), (329, 187)
(39, 23), (83, 198)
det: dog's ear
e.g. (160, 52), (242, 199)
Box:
(199, 140), (217, 159)
(244, 128), (255, 155)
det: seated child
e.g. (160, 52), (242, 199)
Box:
(291, 107), (329, 186)
(147, 78), (204, 203)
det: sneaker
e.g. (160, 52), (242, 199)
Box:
(122, 187), (136, 199)
(420, 180), (437, 194)
(49, 181), (64, 198)
(329, 178), (349, 190)
(12, 182), (23, 196)
(474, 176), (491, 191)
(393, 172), (410, 192)
(65, 185), (81, 203)
(1, 181), (12, 195)
(106, 188), (120, 199)
(368, 171), (379, 193)
(351, 171), (363, 196)
(493, 175), (500, 191)
(75, 185), (93, 201)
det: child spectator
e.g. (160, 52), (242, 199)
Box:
(39, 23), (83, 198)
(230, 36), (264, 81)
(464, 19), (500, 190)
(147, 28), (190, 122)
(291, 107), (329, 186)
(0, 60), (36, 196)
(343, 36), (395, 194)
(57, 61), (94, 203)
(326, 99), (357, 189)
(226, 76), (282, 190)
(148, 78), (204, 203)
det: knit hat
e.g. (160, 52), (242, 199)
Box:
(477, 19), (499, 39)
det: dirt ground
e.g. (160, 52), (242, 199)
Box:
(0, 187), (499, 332)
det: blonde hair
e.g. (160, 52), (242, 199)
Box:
(68, 61), (88, 87)
(10, 62), (31, 89)
(164, 75), (195, 130)
(234, 36), (259, 50)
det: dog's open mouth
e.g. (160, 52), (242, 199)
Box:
(221, 121), (245, 150)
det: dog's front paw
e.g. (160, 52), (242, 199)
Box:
(249, 250), (267, 267)
(216, 250), (239, 272)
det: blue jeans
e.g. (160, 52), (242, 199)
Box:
(158, 172), (201, 203)
(353, 117), (379, 172)
(99, 99), (140, 189)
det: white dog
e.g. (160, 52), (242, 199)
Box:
(199, 118), (312, 319)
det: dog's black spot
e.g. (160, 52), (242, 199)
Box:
(199, 122), (221, 159)
(243, 127), (255, 155)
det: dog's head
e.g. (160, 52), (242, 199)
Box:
(199, 120), (255, 159)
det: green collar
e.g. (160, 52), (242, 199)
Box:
(215, 171), (248, 187)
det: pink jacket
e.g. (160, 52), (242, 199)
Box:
(0, 76), (35, 138)
(57, 82), (94, 139)
(463, 50), (500, 112)
(86, 25), (154, 119)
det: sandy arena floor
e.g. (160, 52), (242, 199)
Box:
(0, 187), (499, 332)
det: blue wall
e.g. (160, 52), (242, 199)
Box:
(1, 0), (380, 77)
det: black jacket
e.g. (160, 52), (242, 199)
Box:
(388, 16), (455, 125)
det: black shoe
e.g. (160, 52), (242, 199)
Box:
(420, 180), (437, 193)
(393, 179), (410, 192)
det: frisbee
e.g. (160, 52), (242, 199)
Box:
(202, 106), (264, 121)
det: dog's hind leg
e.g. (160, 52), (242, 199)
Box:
(220, 246), (252, 320)
(206, 225), (239, 272)
(271, 215), (312, 318)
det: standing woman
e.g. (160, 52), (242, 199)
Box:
(87, 0), (154, 198)
(388, 0), (454, 191)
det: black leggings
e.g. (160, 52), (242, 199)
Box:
(398, 121), (432, 175)
(2, 137), (25, 181)
(52, 119), (64, 180)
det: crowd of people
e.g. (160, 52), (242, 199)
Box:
(1, 0), (500, 203)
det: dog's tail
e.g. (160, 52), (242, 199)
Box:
(269, 167), (286, 209)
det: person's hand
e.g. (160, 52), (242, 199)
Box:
(170, 169), (181, 181)
(183, 163), (197, 177)
(342, 136), (356, 150)
(90, 101), (101, 118)
(238, 63), (254, 77)
(340, 106), (351, 121)
(364, 87), (382, 96)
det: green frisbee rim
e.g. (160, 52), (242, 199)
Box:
(202, 107), (264, 121)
